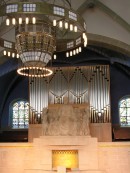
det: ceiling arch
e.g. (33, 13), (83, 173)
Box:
(88, 33), (130, 56)
(77, 0), (130, 33)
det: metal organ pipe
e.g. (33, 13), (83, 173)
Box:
(28, 65), (110, 124)
(88, 65), (110, 123)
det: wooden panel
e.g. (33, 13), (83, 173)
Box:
(113, 125), (130, 140)
(90, 123), (112, 142)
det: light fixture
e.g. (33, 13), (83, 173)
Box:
(76, 48), (79, 54)
(12, 18), (16, 25)
(83, 32), (87, 47)
(79, 47), (82, 52)
(59, 21), (63, 28)
(25, 17), (29, 24)
(12, 53), (15, 58)
(53, 19), (57, 26)
(73, 50), (76, 55)
(1, 0), (87, 78)
(8, 51), (10, 56)
(66, 52), (69, 57)
(16, 54), (19, 58)
(54, 54), (57, 59)
(6, 18), (10, 25)
(19, 18), (22, 24)
(65, 22), (68, 29)
(3, 50), (6, 56)
(17, 67), (53, 77)
(32, 17), (36, 24)
(74, 26), (77, 32)
(70, 24), (73, 31)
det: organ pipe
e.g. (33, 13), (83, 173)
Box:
(29, 65), (110, 124)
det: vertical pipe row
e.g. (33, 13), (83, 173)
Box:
(28, 65), (110, 124)
(89, 65), (110, 123)
(29, 73), (49, 124)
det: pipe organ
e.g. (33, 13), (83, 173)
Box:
(89, 66), (110, 123)
(29, 65), (110, 124)
(29, 77), (48, 124)
(49, 67), (89, 104)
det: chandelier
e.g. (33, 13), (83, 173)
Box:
(1, 0), (87, 77)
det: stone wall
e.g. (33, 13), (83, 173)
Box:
(28, 103), (112, 142)
(28, 123), (112, 142)
(0, 137), (130, 173)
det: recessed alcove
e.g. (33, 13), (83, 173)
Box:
(52, 150), (78, 170)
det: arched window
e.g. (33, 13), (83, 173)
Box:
(11, 100), (29, 129)
(119, 97), (130, 126)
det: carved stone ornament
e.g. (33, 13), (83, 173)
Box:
(42, 98), (90, 136)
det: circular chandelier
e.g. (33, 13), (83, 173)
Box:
(17, 66), (53, 77)
(0, 0), (87, 77)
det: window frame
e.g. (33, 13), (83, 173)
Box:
(119, 96), (130, 127)
(9, 99), (29, 129)
(53, 6), (65, 16)
(6, 4), (18, 13)
(23, 3), (36, 12)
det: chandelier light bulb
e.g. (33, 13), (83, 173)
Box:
(12, 53), (15, 58)
(84, 39), (87, 47)
(79, 47), (82, 52)
(8, 51), (10, 56)
(16, 54), (19, 58)
(83, 32), (86, 39)
(19, 18), (22, 24)
(70, 24), (73, 31)
(54, 54), (56, 59)
(6, 18), (10, 26)
(83, 32), (87, 47)
(3, 50), (6, 55)
(85, 36), (88, 46)
(25, 17), (29, 24)
(76, 48), (79, 54)
(73, 50), (76, 55)
(59, 21), (63, 28)
(70, 51), (73, 56)
(53, 19), (56, 26)
(32, 17), (36, 24)
(12, 18), (16, 25)
(66, 52), (69, 57)
(74, 26), (77, 32)
(65, 22), (68, 29)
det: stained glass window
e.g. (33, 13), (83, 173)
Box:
(119, 97), (130, 126)
(12, 100), (29, 129)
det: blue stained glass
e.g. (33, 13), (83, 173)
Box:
(119, 97), (130, 127)
(12, 100), (29, 129)
(13, 110), (18, 118)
